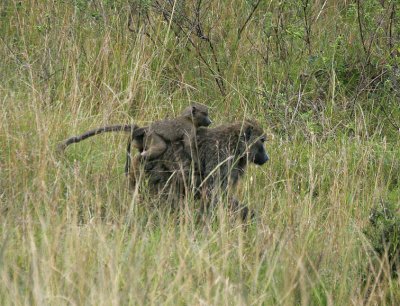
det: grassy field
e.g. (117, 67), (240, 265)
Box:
(1, 1), (400, 305)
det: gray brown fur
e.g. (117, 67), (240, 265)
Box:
(128, 119), (269, 219)
(193, 120), (268, 192)
(192, 120), (268, 219)
(136, 103), (212, 160)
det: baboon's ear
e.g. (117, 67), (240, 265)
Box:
(243, 125), (253, 141)
(191, 106), (197, 114)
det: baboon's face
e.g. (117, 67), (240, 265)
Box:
(244, 125), (269, 165)
(251, 135), (269, 165)
(192, 106), (212, 127)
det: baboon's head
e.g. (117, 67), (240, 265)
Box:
(242, 120), (269, 165)
(183, 103), (212, 127)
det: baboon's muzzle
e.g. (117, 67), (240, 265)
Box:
(254, 154), (269, 165)
(204, 117), (212, 126)
(253, 148), (269, 165)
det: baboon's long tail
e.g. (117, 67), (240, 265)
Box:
(57, 124), (138, 152)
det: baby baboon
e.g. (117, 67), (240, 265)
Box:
(124, 103), (211, 176)
(134, 103), (212, 160)
(57, 124), (141, 152)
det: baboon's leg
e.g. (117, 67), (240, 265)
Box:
(199, 188), (254, 221)
(125, 126), (149, 175)
(228, 197), (255, 221)
(141, 134), (167, 160)
(128, 154), (142, 190)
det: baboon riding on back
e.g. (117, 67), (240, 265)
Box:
(58, 107), (269, 219)
(57, 103), (211, 154)
(128, 119), (269, 219)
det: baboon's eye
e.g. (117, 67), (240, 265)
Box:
(260, 136), (266, 143)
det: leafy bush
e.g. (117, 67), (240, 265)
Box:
(364, 201), (400, 277)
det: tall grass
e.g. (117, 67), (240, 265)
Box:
(1, 0), (399, 304)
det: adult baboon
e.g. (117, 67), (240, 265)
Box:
(128, 119), (269, 219)
(194, 120), (268, 192)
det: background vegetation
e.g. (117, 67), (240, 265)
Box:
(1, 0), (399, 304)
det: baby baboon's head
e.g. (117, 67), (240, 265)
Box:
(242, 120), (269, 165)
(182, 103), (212, 128)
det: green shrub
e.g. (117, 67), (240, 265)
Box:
(364, 201), (400, 277)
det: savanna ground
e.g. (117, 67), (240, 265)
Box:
(1, 1), (400, 305)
